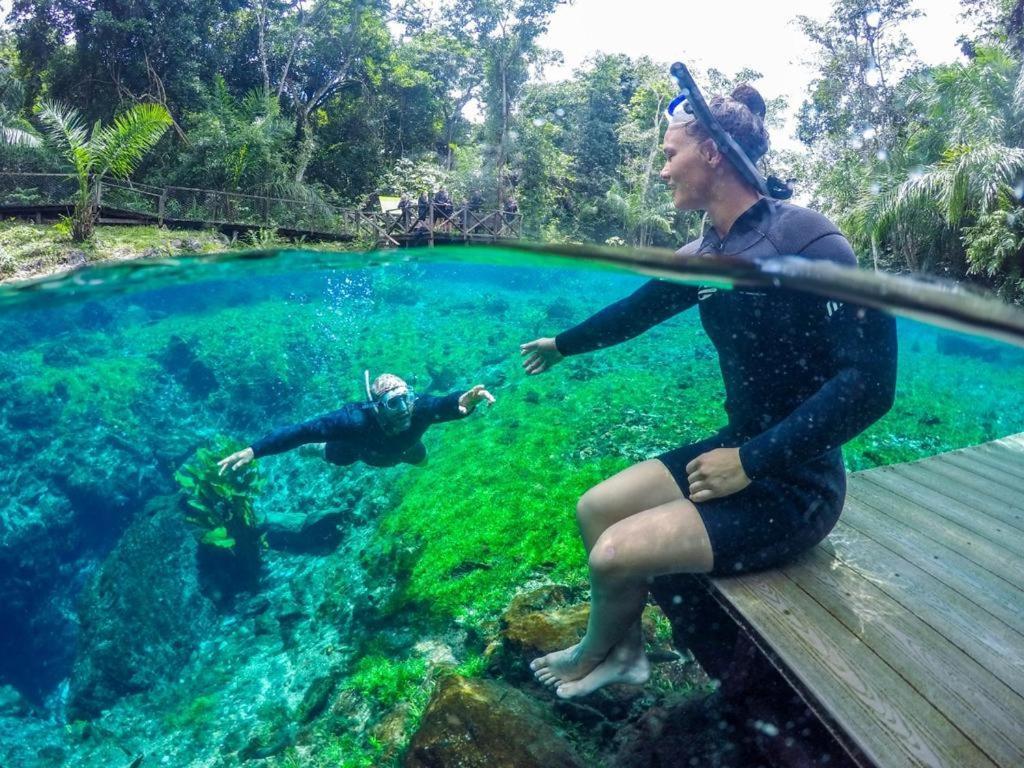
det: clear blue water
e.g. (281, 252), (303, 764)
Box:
(0, 246), (1022, 767)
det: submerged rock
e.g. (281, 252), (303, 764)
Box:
(488, 585), (588, 682)
(67, 494), (216, 719)
(404, 675), (586, 768)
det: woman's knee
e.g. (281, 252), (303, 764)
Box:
(576, 487), (610, 529)
(587, 531), (633, 582)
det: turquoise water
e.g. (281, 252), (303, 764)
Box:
(1, 246), (1023, 767)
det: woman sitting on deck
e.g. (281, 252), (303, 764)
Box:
(519, 70), (898, 699)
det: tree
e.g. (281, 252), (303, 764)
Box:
(35, 101), (172, 241)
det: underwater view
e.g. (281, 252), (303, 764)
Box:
(1, 245), (1023, 767)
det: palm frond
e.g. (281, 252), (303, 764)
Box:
(34, 100), (90, 156)
(92, 103), (173, 180)
(2, 126), (41, 147)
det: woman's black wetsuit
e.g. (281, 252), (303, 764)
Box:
(250, 393), (467, 468)
(555, 198), (898, 574)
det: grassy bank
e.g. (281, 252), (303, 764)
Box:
(0, 219), (352, 285)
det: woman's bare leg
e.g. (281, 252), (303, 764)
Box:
(532, 497), (714, 697)
(575, 459), (685, 552)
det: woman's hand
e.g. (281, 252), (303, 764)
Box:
(459, 384), (495, 414)
(685, 448), (751, 502)
(218, 447), (255, 475)
(520, 337), (563, 375)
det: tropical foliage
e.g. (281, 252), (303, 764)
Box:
(34, 101), (171, 240)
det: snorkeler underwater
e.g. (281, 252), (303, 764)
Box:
(3, 1), (1024, 767)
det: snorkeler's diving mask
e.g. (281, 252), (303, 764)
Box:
(364, 370), (417, 414)
(667, 62), (792, 200)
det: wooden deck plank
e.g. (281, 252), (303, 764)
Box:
(839, 498), (1024, 635)
(858, 470), (1024, 547)
(936, 452), (1024, 494)
(962, 442), (1024, 473)
(908, 460), (1024, 511)
(815, 522), (1024, 693)
(961, 450), (1024, 476)
(782, 544), (1024, 767)
(719, 569), (998, 768)
(870, 463), (1024, 533)
(887, 462), (1024, 521)
(847, 477), (1024, 590)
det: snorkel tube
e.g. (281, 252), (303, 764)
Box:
(668, 62), (792, 200)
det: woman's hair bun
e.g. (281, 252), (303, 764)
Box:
(730, 84), (766, 120)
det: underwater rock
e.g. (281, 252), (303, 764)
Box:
(156, 335), (219, 400)
(613, 691), (743, 767)
(425, 362), (457, 393)
(489, 586), (589, 682)
(0, 685), (29, 717)
(78, 301), (115, 330)
(293, 671), (341, 724)
(67, 494), (216, 719)
(263, 506), (351, 554)
(4, 388), (60, 431)
(404, 675), (586, 768)
(0, 491), (81, 701)
(545, 298), (575, 322)
(936, 333), (1002, 361)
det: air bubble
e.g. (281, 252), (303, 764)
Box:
(865, 66), (882, 87)
(865, 9), (881, 28)
(532, 118), (545, 127)
(876, 148), (888, 161)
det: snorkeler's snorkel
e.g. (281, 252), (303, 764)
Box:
(668, 62), (792, 200)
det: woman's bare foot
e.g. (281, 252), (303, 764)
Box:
(554, 634), (650, 699)
(530, 643), (606, 687)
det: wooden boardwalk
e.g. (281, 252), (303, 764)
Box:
(712, 434), (1024, 768)
(0, 172), (521, 246)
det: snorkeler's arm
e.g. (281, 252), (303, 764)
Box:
(738, 301), (898, 480)
(414, 392), (472, 424)
(250, 409), (359, 458)
(553, 279), (699, 356)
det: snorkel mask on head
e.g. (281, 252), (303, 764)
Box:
(667, 62), (792, 200)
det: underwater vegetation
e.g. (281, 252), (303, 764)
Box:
(0, 251), (1023, 766)
(176, 438), (266, 598)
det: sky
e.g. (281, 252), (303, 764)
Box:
(538, 0), (977, 148)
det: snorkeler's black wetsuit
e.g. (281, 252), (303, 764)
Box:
(555, 198), (898, 574)
(250, 393), (467, 468)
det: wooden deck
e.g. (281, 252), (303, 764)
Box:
(711, 434), (1024, 768)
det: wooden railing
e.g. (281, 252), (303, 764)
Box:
(0, 172), (521, 246)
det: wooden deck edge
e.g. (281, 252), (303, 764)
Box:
(651, 575), (868, 768)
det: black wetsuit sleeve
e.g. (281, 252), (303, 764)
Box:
(738, 301), (898, 480)
(415, 392), (468, 424)
(554, 279), (699, 356)
(250, 409), (357, 458)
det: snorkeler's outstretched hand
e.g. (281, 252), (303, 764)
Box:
(685, 448), (751, 503)
(217, 447), (255, 475)
(520, 337), (563, 375)
(459, 384), (495, 414)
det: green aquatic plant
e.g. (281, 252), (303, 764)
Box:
(175, 438), (264, 550)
